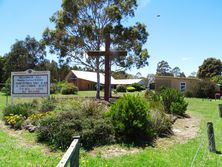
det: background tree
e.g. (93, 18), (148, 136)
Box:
(211, 75), (222, 85)
(0, 56), (6, 83)
(112, 71), (135, 79)
(172, 67), (181, 77)
(197, 57), (222, 79)
(188, 71), (197, 78)
(171, 66), (186, 77)
(156, 60), (173, 76)
(43, 0), (149, 98)
(179, 72), (186, 77)
(4, 36), (46, 79)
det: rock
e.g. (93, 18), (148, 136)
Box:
(23, 123), (37, 133)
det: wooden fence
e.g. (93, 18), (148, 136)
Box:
(57, 136), (80, 167)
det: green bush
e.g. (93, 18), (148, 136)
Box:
(1, 78), (11, 95)
(160, 88), (188, 115)
(190, 80), (216, 99)
(150, 109), (172, 137)
(109, 94), (154, 142)
(50, 84), (57, 94)
(40, 97), (56, 112)
(131, 83), (145, 91)
(144, 90), (163, 111)
(3, 103), (35, 118)
(126, 86), (136, 92)
(37, 100), (114, 150)
(184, 91), (193, 98)
(37, 112), (77, 150)
(4, 114), (25, 130)
(116, 85), (126, 92)
(56, 82), (66, 92)
(60, 83), (78, 95)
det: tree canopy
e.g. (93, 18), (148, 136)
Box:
(43, 0), (149, 70)
(156, 60), (173, 76)
(3, 36), (46, 80)
(197, 57), (222, 79)
(0, 56), (6, 82)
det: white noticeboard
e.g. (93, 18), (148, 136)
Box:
(11, 69), (50, 97)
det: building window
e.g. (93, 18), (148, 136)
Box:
(180, 82), (186, 92)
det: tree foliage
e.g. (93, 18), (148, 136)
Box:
(0, 56), (6, 82)
(43, 0), (149, 70)
(172, 67), (181, 77)
(156, 60), (173, 76)
(211, 75), (222, 85)
(197, 58), (222, 79)
(3, 36), (46, 79)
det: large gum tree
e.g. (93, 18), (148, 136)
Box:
(43, 0), (149, 98)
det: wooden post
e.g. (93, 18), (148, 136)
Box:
(218, 104), (222, 118)
(207, 122), (216, 152)
(57, 136), (80, 167)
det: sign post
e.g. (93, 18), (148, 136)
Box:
(11, 69), (50, 102)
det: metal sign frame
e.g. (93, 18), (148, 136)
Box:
(11, 69), (50, 97)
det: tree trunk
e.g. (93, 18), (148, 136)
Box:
(96, 56), (100, 99)
(109, 61), (112, 98)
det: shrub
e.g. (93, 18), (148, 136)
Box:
(116, 85), (126, 92)
(4, 114), (25, 130)
(150, 109), (172, 137)
(37, 100), (114, 150)
(50, 84), (57, 94)
(190, 80), (216, 98)
(37, 112), (76, 150)
(144, 90), (163, 111)
(27, 112), (53, 125)
(40, 97), (56, 112)
(184, 91), (193, 98)
(109, 94), (154, 142)
(3, 103), (35, 118)
(60, 83), (78, 95)
(126, 86), (136, 92)
(131, 83), (146, 91)
(160, 88), (188, 115)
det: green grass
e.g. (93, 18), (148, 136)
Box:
(0, 130), (61, 167)
(0, 93), (61, 166)
(81, 98), (222, 167)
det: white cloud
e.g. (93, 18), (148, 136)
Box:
(182, 57), (193, 61)
(138, 0), (151, 8)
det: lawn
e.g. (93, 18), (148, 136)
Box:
(1, 92), (222, 166)
(0, 93), (61, 167)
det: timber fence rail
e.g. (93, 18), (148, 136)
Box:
(57, 136), (80, 167)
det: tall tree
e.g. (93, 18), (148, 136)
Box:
(36, 59), (59, 82)
(43, 0), (149, 98)
(0, 56), (6, 82)
(197, 58), (222, 79)
(156, 60), (173, 76)
(4, 36), (46, 79)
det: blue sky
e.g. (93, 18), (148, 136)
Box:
(0, 0), (222, 77)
